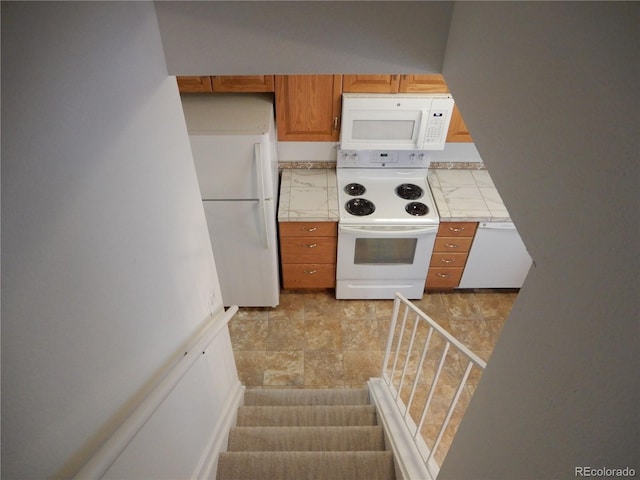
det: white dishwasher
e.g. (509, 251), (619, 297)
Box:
(459, 222), (532, 289)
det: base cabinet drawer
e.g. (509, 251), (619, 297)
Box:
(280, 221), (337, 237)
(282, 264), (336, 289)
(426, 267), (465, 289)
(280, 237), (337, 264)
(433, 237), (474, 253)
(437, 222), (478, 237)
(426, 222), (478, 290)
(280, 221), (337, 289)
(430, 252), (468, 268)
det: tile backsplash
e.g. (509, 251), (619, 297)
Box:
(277, 140), (485, 169)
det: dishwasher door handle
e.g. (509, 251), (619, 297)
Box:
(478, 222), (516, 230)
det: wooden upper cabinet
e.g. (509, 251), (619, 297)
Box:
(275, 75), (343, 142)
(176, 75), (275, 93)
(343, 74), (449, 94)
(176, 76), (213, 93)
(398, 74), (449, 93)
(212, 75), (275, 92)
(446, 104), (473, 142)
(343, 75), (400, 93)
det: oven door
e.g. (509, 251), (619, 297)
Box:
(336, 224), (438, 299)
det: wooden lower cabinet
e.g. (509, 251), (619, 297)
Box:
(425, 222), (478, 289)
(279, 221), (337, 289)
(426, 267), (465, 289)
(281, 264), (336, 289)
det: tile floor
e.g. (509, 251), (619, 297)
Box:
(229, 289), (517, 389)
(229, 288), (518, 465)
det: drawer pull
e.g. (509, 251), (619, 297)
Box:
(449, 226), (465, 232)
(303, 269), (318, 275)
(440, 258), (456, 264)
(436, 273), (450, 278)
(304, 243), (318, 248)
(302, 227), (318, 232)
(444, 243), (461, 248)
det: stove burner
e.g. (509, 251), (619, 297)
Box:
(395, 183), (424, 200)
(344, 183), (366, 196)
(405, 202), (429, 216)
(346, 198), (375, 216)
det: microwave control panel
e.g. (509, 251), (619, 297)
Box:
(424, 112), (447, 143)
(422, 98), (455, 146)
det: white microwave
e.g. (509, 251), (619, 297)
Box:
(340, 93), (454, 150)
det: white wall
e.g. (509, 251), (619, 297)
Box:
(3, 2), (638, 478)
(155, 1), (639, 475)
(154, 1), (453, 75)
(438, 3), (639, 478)
(1, 2), (238, 478)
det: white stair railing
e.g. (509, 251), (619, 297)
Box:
(73, 305), (239, 479)
(372, 293), (487, 480)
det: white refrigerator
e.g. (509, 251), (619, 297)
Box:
(181, 93), (280, 307)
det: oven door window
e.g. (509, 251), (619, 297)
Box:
(354, 238), (417, 265)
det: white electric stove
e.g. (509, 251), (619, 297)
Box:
(335, 150), (440, 299)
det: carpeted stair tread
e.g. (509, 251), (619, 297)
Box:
(227, 425), (386, 451)
(243, 388), (370, 406)
(217, 451), (395, 480)
(237, 405), (377, 427)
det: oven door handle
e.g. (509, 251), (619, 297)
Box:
(339, 225), (438, 236)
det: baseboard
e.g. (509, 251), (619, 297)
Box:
(191, 381), (245, 480)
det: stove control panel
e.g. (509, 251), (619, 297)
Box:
(338, 149), (430, 168)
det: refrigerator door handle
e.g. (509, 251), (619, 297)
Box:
(254, 143), (270, 250)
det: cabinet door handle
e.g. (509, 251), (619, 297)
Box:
(444, 243), (461, 248)
(303, 227), (317, 232)
(449, 226), (465, 232)
(440, 258), (456, 264)
(333, 116), (339, 131)
(303, 269), (318, 275)
(304, 243), (318, 248)
(436, 273), (450, 278)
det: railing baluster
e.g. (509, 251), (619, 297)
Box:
(427, 360), (475, 468)
(389, 303), (410, 398)
(381, 295), (402, 384)
(415, 342), (450, 442)
(397, 312), (421, 402)
(404, 326), (434, 426)
(378, 293), (487, 478)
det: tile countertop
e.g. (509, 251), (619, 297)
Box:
(277, 167), (511, 223)
(428, 169), (511, 222)
(278, 169), (339, 222)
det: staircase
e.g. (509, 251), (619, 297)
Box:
(217, 388), (396, 480)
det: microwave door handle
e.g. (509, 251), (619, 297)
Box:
(417, 109), (429, 147)
(254, 143), (269, 250)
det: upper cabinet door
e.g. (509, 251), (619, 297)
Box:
(176, 76), (213, 93)
(212, 75), (275, 92)
(446, 104), (473, 142)
(275, 75), (343, 142)
(398, 74), (449, 93)
(342, 75), (400, 93)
